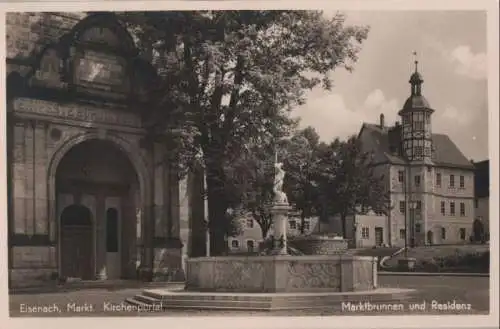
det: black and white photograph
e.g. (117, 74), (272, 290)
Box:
(1, 1), (498, 328)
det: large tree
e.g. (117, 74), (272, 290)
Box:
(224, 138), (276, 240)
(320, 136), (391, 238)
(120, 11), (369, 255)
(282, 127), (322, 234)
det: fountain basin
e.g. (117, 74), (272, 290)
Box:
(185, 255), (377, 293)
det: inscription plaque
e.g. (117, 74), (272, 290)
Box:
(13, 98), (142, 128)
(75, 50), (127, 90)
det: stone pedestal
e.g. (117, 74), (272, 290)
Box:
(270, 202), (292, 255)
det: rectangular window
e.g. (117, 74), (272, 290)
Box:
(106, 208), (119, 253)
(414, 175), (421, 187)
(398, 170), (404, 182)
(436, 173), (441, 187)
(399, 201), (406, 214)
(459, 228), (466, 240)
(450, 202), (455, 215)
(441, 228), (446, 240)
(361, 227), (369, 239)
(416, 201), (422, 213)
(246, 218), (254, 228)
(246, 240), (255, 252)
(441, 201), (446, 215)
(289, 220), (297, 230)
(460, 175), (465, 188)
(415, 223), (421, 233)
(415, 146), (423, 158)
(400, 229), (406, 240)
(460, 202), (466, 216)
(475, 198), (478, 208)
(303, 221), (310, 231)
(450, 174), (455, 188)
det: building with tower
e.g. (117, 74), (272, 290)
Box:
(357, 58), (475, 247)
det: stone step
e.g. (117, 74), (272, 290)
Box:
(142, 291), (415, 303)
(125, 297), (152, 308)
(126, 289), (416, 311)
(134, 294), (162, 305)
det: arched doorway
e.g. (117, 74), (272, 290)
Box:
(60, 204), (93, 279)
(56, 139), (140, 280)
(427, 230), (434, 245)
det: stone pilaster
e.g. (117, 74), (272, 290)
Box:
(94, 193), (106, 280)
(132, 187), (143, 277)
(33, 121), (48, 235)
(104, 196), (122, 280)
(24, 121), (35, 236)
(139, 204), (154, 280)
(153, 143), (166, 238)
(12, 122), (26, 234)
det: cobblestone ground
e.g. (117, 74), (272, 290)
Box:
(9, 275), (489, 317)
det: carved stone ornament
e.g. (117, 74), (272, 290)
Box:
(30, 47), (67, 89)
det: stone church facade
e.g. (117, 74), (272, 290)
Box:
(6, 12), (207, 288)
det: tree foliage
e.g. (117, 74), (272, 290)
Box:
(281, 126), (322, 233)
(118, 10), (369, 254)
(224, 139), (275, 239)
(316, 135), (391, 238)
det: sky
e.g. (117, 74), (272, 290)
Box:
(292, 10), (488, 161)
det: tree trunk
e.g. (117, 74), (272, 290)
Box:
(341, 213), (347, 239)
(300, 211), (306, 235)
(205, 164), (228, 256)
(261, 222), (270, 240)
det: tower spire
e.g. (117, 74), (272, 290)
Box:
(413, 51), (419, 73)
(409, 51), (423, 96)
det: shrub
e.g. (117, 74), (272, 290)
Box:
(426, 251), (489, 273)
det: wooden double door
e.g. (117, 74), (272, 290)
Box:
(60, 204), (94, 280)
(58, 183), (133, 281)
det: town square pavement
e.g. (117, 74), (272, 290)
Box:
(9, 275), (490, 317)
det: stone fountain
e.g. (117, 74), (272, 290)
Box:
(127, 158), (415, 311)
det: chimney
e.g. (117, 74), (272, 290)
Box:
(379, 113), (385, 128)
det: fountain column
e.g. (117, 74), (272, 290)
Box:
(270, 202), (291, 255)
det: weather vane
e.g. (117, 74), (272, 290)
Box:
(413, 51), (419, 72)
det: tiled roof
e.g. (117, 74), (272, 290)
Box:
(360, 123), (474, 169)
(401, 95), (431, 112)
(474, 160), (489, 198)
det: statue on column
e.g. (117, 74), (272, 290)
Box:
(273, 161), (288, 204)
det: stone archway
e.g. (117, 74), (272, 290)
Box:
(48, 132), (152, 280)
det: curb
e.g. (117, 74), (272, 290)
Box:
(378, 271), (489, 277)
(9, 281), (185, 295)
